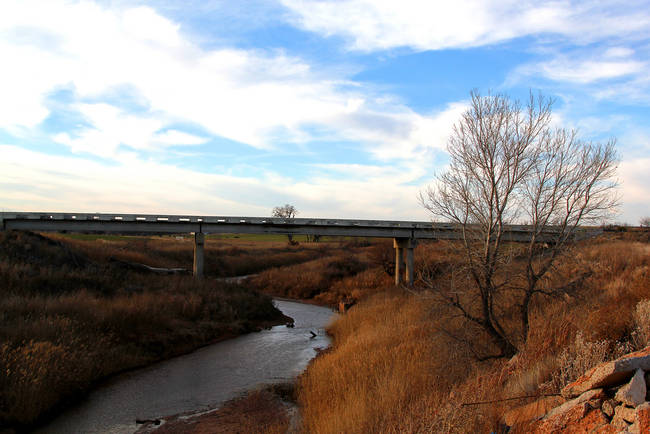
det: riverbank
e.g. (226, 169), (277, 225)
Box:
(135, 383), (295, 434)
(0, 231), (291, 432)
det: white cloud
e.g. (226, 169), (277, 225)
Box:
(280, 0), (650, 52)
(0, 0), (473, 220)
(309, 101), (466, 164)
(619, 157), (650, 224)
(153, 130), (208, 146)
(507, 43), (650, 102)
(0, 0), (457, 161)
(604, 47), (636, 58)
(51, 103), (209, 158)
(517, 56), (646, 84)
(0, 0), (464, 166)
(52, 103), (161, 157)
(0, 145), (431, 220)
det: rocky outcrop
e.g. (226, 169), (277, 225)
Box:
(506, 346), (650, 433)
(615, 369), (646, 408)
(561, 347), (650, 399)
(503, 396), (565, 427)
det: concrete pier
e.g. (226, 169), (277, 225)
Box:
(193, 232), (205, 278)
(394, 240), (404, 286)
(394, 238), (417, 286)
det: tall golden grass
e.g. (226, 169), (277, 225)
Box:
(248, 253), (370, 301)
(298, 239), (650, 433)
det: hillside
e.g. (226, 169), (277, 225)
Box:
(296, 235), (650, 432)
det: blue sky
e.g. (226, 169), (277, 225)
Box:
(1, 0), (649, 222)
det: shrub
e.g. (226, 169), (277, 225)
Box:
(632, 299), (650, 348)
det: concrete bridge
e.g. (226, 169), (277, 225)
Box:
(0, 212), (593, 286)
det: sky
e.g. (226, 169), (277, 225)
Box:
(1, 0), (649, 223)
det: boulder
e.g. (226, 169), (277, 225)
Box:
(615, 369), (647, 407)
(613, 405), (636, 424)
(611, 407), (632, 431)
(562, 346), (650, 399)
(546, 388), (606, 420)
(504, 396), (565, 427)
(531, 403), (610, 433)
(591, 423), (624, 434)
(601, 399), (616, 418)
(633, 402), (650, 432)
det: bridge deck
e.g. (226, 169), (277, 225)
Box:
(0, 212), (591, 242)
(0, 211), (603, 283)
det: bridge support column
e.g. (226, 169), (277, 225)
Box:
(394, 240), (404, 286)
(193, 232), (205, 278)
(394, 238), (417, 286)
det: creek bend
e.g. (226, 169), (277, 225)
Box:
(39, 300), (335, 434)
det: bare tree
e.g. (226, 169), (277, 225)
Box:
(640, 217), (650, 228)
(272, 204), (298, 219)
(272, 204), (298, 244)
(420, 91), (618, 358)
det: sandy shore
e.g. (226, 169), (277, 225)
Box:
(135, 383), (296, 434)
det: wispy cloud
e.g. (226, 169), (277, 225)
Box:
(1, 0), (646, 224)
(280, 0), (650, 52)
(0, 145), (431, 219)
(511, 43), (647, 83)
(509, 44), (650, 102)
(0, 0), (455, 160)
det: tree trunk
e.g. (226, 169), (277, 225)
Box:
(484, 319), (518, 358)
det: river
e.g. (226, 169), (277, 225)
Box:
(39, 300), (335, 434)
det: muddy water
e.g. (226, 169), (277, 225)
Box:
(39, 300), (334, 434)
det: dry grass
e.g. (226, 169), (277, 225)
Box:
(0, 231), (287, 430)
(4, 228), (648, 433)
(297, 289), (509, 433)
(297, 238), (650, 433)
(48, 233), (330, 278)
(248, 252), (370, 301)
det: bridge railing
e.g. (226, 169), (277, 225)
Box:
(0, 212), (601, 237)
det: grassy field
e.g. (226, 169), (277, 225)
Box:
(296, 237), (650, 433)
(4, 228), (647, 433)
(0, 230), (387, 431)
(0, 230), (299, 430)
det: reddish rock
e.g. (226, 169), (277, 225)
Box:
(591, 423), (621, 434)
(601, 399), (616, 418)
(615, 405), (637, 423)
(504, 396), (565, 427)
(528, 403), (610, 433)
(611, 405), (633, 431)
(546, 389), (606, 420)
(635, 402), (650, 432)
(615, 369), (647, 407)
(562, 346), (650, 399)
